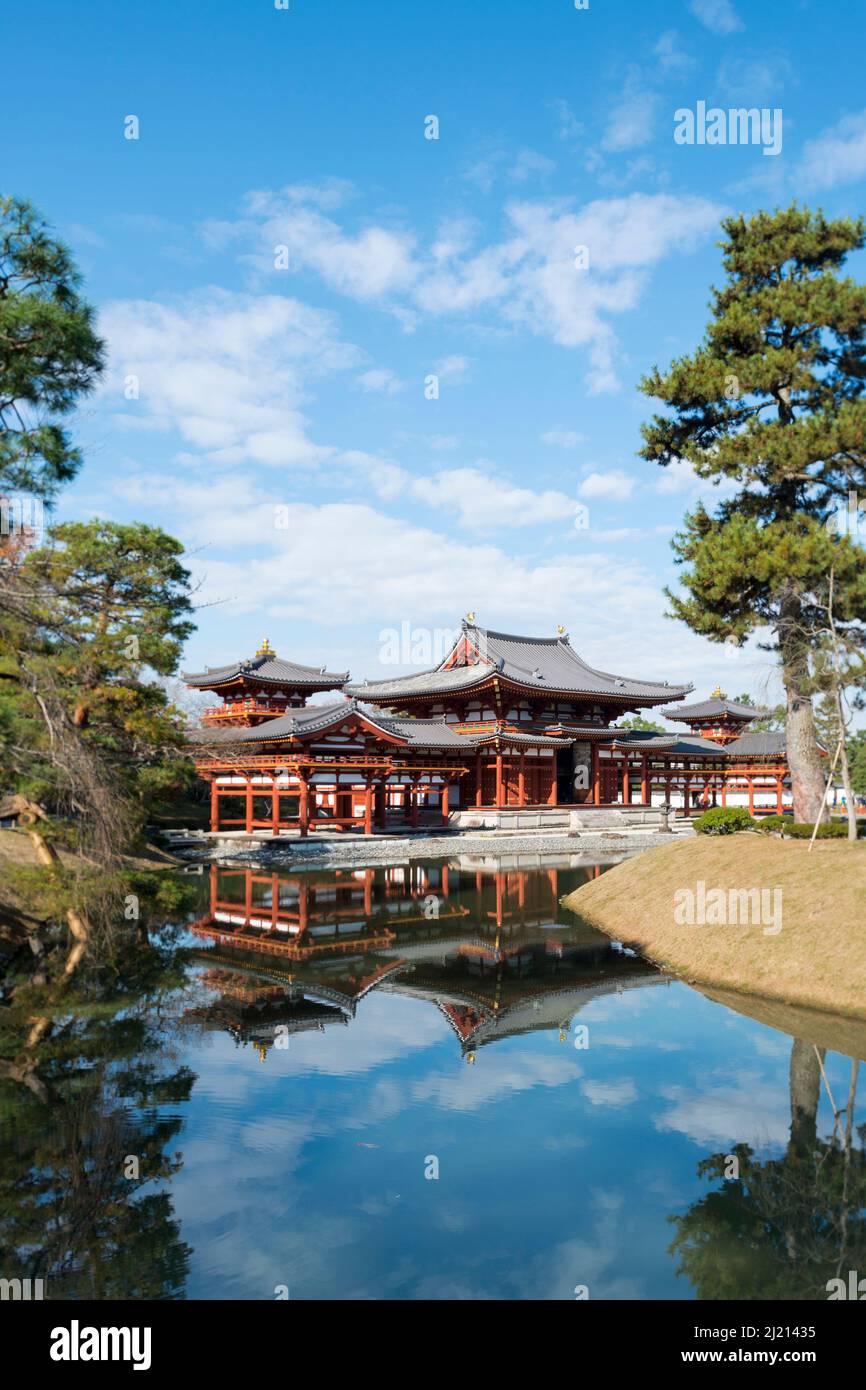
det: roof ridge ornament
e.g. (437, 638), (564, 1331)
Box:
(256, 637), (274, 656)
(712, 684), (726, 699)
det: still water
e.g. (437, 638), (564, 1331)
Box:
(2, 855), (863, 1301)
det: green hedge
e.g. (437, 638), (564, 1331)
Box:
(693, 806), (755, 835)
(756, 816), (858, 839)
(784, 821), (852, 839)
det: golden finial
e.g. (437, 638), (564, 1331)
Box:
(466, 1050), (476, 1065)
(256, 637), (273, 656)
(557, 624), (567, 637)
(465, 611), (476, 625)
(711, 684), (725, 699)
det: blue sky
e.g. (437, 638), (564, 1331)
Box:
(4, 0), (866, 714)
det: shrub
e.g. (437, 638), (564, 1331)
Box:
(755, 814), (787, 833)
(783, 821), (851, 839)
(693, 806), (755, 835)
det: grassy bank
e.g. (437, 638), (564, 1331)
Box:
(562, 835), (866, 1020)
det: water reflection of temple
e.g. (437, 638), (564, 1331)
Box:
(186, 862), (667, 1060)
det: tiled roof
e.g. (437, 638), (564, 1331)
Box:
(659, 696), (768, 722)
(609, 729), (787, 758)
(348, 622), (692, 703)
(189, 701), (570, 752)
(609, 732), (728, 755)
(724, 731), (787, 757)
(183, 654), (348, 689)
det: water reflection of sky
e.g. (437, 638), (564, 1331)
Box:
(162, 862), (861, 1300)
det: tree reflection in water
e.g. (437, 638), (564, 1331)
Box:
(670, 1040), (865, 1300)
(0, 937), (195, 1299)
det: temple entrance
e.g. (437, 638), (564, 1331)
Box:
(556, 748), (576, 804)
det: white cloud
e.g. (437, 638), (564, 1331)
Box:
(542, 429), (585, 449)
(654, 458), (701, 494)
(213, 187), (724, 394)
(226, 187), (419, 302)
(580, 1078), (638, 1107)
(551, 98), (583, 143)
(433, 354), (471, 383)
(578, 469), (635, 500)
(603, 81), (658, 153)
(653, 31), (695, 74)
(689, 0), (743, 36)
(356, 367), (403, 394)
(100, 289), (359, 467)
(800, 109), (866, 190)
(411, 467), (578, 531)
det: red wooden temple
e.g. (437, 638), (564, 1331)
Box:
(184, 619), (791, 833)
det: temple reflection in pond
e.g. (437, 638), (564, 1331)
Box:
(186, 860), (668, 1060)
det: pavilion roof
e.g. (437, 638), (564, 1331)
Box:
(347, 621), (692, 704)
(609, 729), (787, 758)
(609, 732), (728, 755)
(658, 695), (768, 722)
(183, 651), (349, 690)
(188, 700), (572, 751)
(724, 731), (787, 758)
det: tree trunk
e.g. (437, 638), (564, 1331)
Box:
(836, 712), (859, 842)
(778, 595), (826, 824)
(788, 1037), (823, 1159)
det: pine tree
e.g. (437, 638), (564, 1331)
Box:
(641, 206), (866, 821)
(0, 197), (105, 499)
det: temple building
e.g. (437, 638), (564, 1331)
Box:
(184, 617), (791, 834)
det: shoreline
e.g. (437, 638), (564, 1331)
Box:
(562, 835), (866, 1022)
(167, 825), (688, 870)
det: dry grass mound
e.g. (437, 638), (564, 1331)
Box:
(562, 835), (866, 1020)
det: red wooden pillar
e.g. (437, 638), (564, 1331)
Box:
(684, 777), (691, 816)
(747, 776), (755, 815)
(271, 778), (280, 836)
(475, 751), (483, 807)
(441, 778), (450, 825)
(621, 759), (630, 806)
(210, 778), (219, 832)
(518, 751), (526, 806)
(495, 752), (503, 808)
(299, 776), (309, 838)
(776, 778), (783, 814)
(245, 778), (253, 834)
(721, 778), (727, 808)
(548, 757), (558, 806)
(592, 746), (601, 806)
(363, 781), (373, 835)
(641, 754), (648, 806)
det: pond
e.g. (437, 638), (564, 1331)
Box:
(1, 855), (863, 1301)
